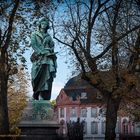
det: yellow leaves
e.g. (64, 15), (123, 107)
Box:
(50, 100), (56, 107)
(10, 126), (21, 135)
(8, 91), (27, 134)
(8, 67), (28, 134)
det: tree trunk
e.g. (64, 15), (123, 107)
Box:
(105, 95), (121, 140)
(0, 0), (19, 134)
(0, 53), (9, 134)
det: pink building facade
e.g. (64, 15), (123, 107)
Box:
(56, 76), (140, 140)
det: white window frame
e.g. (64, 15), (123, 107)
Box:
(115, 121), (119, 134)
(101, 121), (106, 134)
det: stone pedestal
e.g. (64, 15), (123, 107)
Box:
(18, 100), (60, 140)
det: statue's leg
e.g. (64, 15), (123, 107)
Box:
(40, 77), (53, 100)
(33, 91), (39, 100)
(40, 90), (51, 100)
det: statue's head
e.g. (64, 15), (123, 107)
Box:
(38, 17), (49, 32)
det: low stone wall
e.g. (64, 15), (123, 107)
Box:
(119, 135), (140, 140)
(0, 135), (20, 140)
(0, 135), (66, 140)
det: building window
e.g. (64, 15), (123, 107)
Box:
(91, 108), (97, 117)
(102, 121), (106, 134)
(122, 119), (128, 134)
(96, 92), (102, 99)
(81, 92), (87, 99)
(60, 108), (64, 118)
(91, 121), (98, 134)
(71, 108), (77, 117)
(135, 125), (140, 135)
(81, 108), (87, 117)
(123, 124), (128, 134)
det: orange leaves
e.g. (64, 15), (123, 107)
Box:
(122, 72), (137, 87)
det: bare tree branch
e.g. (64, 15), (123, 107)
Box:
(94, 25), (140, 60)
(127, 29), (140, 73)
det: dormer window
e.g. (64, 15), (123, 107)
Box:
(81, 92), (87, 99)
(96, 92), (102, 99)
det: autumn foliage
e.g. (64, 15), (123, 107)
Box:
(8, 67), (28, 134)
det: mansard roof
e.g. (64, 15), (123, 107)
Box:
(63, 88), (104, 104)
(62, 75), (105, 104)
(64, 74), (93, 88)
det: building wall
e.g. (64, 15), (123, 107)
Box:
(57, 105), (140, 138)
(58, 105), (120, 137)
(56, 89), (140, 139)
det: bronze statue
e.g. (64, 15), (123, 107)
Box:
(30, 17), (57, 100)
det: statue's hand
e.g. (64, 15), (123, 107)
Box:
(30, 52), (40, 62)
(40, 49), (50, 55)
(47, 52), (58, 59)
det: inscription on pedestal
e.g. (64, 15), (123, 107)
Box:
(21, 100), (53, 122)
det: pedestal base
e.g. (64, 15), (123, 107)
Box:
(18, 100), (60, 140)
(19, 121), (60, 140)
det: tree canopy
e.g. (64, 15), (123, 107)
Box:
(0, 0), (139, 139)
(0, 0), (55, 134)
(52, 0), (140, 139)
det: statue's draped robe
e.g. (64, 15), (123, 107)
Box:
(31, 31), (57, 99)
